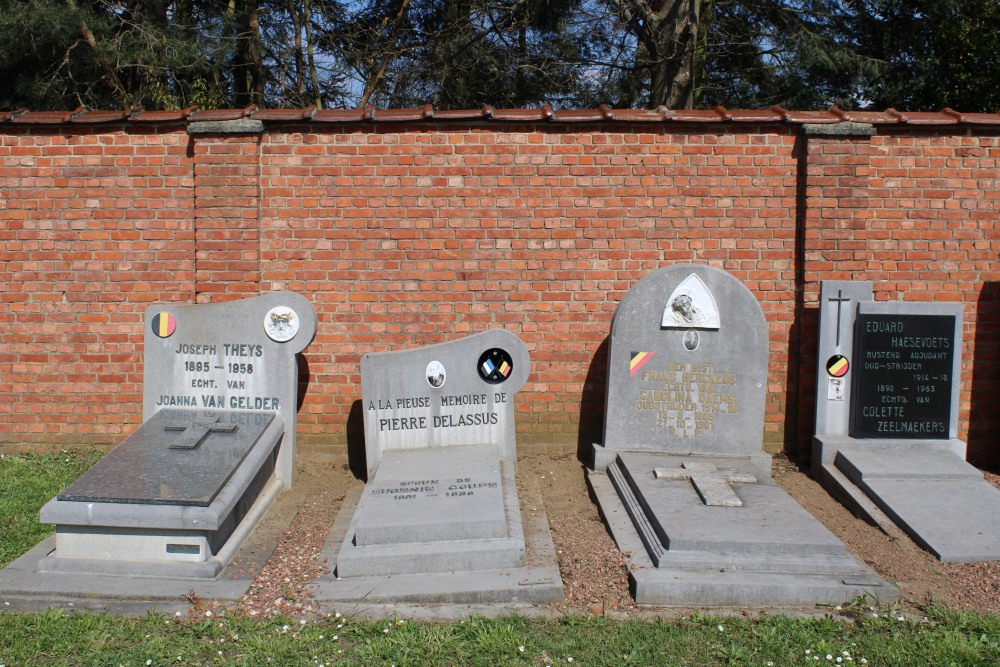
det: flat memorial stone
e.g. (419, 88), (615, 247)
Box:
(846, 477), (1000, 562)
(58, 410), (275, 507)
(620, 453), (848, 559)
(834, 446), (1000, 562)
(835, 446), (982, 482)
(352, 445), (506, 546)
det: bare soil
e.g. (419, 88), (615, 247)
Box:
(236, 453), (1000, 618)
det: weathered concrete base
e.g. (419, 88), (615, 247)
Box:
(35, 418), (283, 579)
(589, 453), (897, 607)
(0, 478), (292, 615)
(311, 471), (563, 605)
(0, 537), (251, 614)
(814, 436), (1000, 562)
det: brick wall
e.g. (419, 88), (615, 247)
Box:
(0, 126), (193, 442)
(1, 117), (997, 466)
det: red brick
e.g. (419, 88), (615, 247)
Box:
(0, 123), (996, 464)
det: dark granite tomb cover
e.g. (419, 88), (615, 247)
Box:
(58, 409), (275, 507)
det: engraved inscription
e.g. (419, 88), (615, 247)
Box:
(635, 361), (738, 438)
(851, 314), (955, 438)
(369, 477), (499, 501)
(154, 341), (279, 411)
(368, 392), (507, 432)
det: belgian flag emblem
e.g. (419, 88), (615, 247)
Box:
(151, 312), (177, 338)
(826, 354), (849, 377)
(629, 351), (655, 377)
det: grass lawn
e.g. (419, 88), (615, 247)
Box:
(1, 451), (998, 666)
(0, 449), (103, 568)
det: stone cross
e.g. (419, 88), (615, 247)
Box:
(828, 289), (851, 347)
(164, 416), (238, 450)
(653, 461), (758, 507)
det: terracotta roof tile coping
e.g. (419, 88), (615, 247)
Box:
(2, 105), (999, 127)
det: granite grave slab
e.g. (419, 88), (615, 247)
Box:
(812, 281), (1000, 562)
(312, 329), (563, 604)
(589, 265), (895, 606)
(0, 292), (316, 610)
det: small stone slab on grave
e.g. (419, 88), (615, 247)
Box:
(0, 292), (317, 613)
(653, 460), (757, 507)
(588, 265), (895, 606)
(312, 329), (563, 604)
(812, 281), (1000, 562)
(351, 445), (506, 546)
(619, 453), (851, 560)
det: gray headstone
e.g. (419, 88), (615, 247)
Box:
(813, 281), (873, 437)
(360, 328), (529, 477)
(588, 267), (895, 606)
(595, 264), (768, 468)
(324, 330), (563, 603)
(142, 291), (317, 483)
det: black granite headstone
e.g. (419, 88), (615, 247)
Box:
(850, 314), (956, 439)
(58, 409), (275, 506)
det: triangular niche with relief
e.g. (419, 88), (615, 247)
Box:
(661, 274), (721, 329)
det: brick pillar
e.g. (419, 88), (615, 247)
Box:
(189, 119), (264, 302)
(797, 122), (876, 460)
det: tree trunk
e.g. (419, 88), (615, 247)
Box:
(619, 0), (701, 109)
(648, 0), (699, 108)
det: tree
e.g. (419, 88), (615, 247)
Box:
(324, 0), (584, 109)
(856, 0), (1000, 112)
(2, 0), (998, 111)
(602, 0), (701, 108)
(583, 0), (879, 110)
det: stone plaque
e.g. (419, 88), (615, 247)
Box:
(58, 410), (275, 507)
(851, 313), (956, 438)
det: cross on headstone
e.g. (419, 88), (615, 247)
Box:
(653, 461), (758, 507)
(164, 416), (238, 450)
(828, 289), (851, 347)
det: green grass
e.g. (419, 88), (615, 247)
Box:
(0, 606), (998, 666)
(0, 450), (103, 568)
(2, 451), (999, 665)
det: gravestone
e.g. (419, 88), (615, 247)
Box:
(3, 292), (316, 591)
(312, 329), (563, 604)
(813, 281), (1000, 562)
(588, 265), (895, 606)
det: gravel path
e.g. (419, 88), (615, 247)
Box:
(231, 454), (1000, 618)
